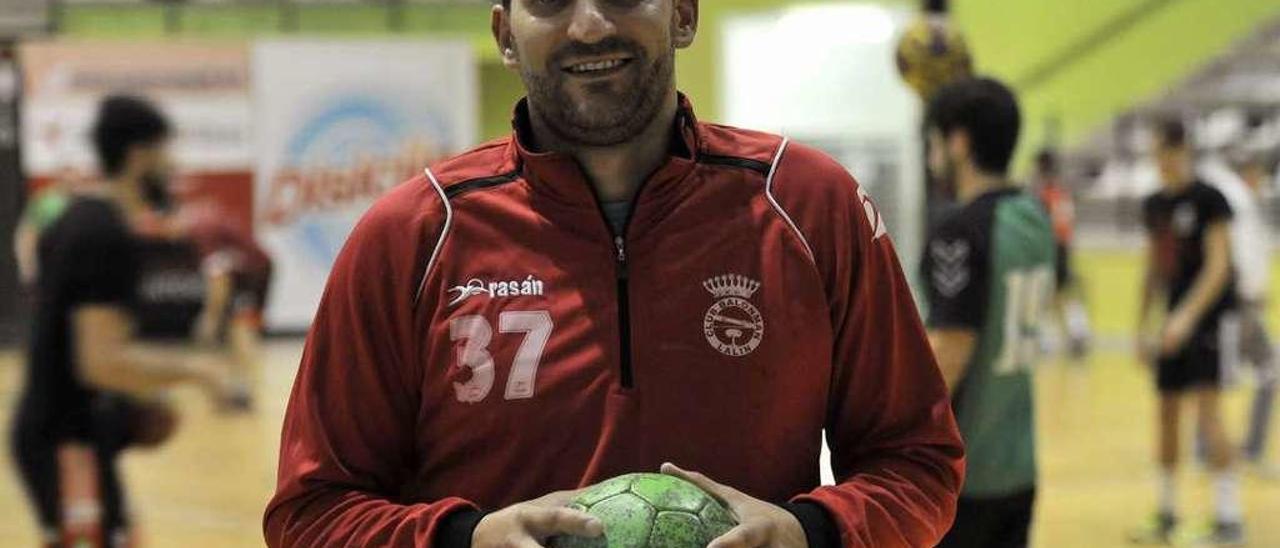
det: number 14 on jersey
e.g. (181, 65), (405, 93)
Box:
(995, 266), (1054, 375)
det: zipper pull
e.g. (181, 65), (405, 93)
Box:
(614, 236), (627, 265)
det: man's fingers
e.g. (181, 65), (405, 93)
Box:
(523, 506), (604, 538)
(534, 488), (584, 508)
(660, 462), (734, 500)
(707, 524), (765, 548)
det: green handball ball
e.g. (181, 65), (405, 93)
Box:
(550, 473), (738, 548)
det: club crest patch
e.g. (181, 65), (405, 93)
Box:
(702, 274), (764, 357)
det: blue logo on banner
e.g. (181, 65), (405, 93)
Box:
(264, 95), (424, 270)
(289, 97), (401, 268)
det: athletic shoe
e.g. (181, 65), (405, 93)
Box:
(1128, 512), (1178, 545)
(1178, 520), (1244, 546)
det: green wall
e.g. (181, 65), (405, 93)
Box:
(57, 4), (491, 41)
(481, 61), (524, 140)
(53, 0), (1280, 153)
(954, 0), (1280, 169)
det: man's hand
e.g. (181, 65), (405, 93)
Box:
(473, 489), (603, 548)
(1159, 309), (1196, 357)
(660, 463), (807, 548)
(1136, 333), (1157, 367)
(186, 354), (246, 413)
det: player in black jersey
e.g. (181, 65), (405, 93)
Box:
(10, 95), (237, 547)
(1133, 119), (1243, 545)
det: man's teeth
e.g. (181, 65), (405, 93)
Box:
(569, 59), (625, 74)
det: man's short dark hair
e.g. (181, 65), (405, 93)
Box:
(927, 77), (1021, 175)
(91, 95), (171, 178)
(1155, 118), (1187, 149)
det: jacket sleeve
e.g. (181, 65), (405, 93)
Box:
(263, 180), (480, 547)
(772, 143), (965, 547)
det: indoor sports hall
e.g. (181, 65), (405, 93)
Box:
(0, 0), (1277, 546)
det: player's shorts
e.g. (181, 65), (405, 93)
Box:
(1156, 313), (1240, 393)
(937, 487), (1036, 548)
(56, 392), (155, 450)
(1053, 242), (1073, 289)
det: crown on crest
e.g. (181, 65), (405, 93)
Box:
(703, 274), (761, 299)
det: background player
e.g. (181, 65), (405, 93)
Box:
(181, 198), (272, 409)
(921, 77), (1054, 548)
(131, 183), (268, 410)
(13, 181), (67, 288)
(1215, 150), (1277, 479)
(1235, 153), (1278, 478)
(1032, 147), (1092, 361)
(9, 95), (237, 546)
(1134, 119), (1242, 545)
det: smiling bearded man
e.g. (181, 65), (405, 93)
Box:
(264, 2), (965, 547)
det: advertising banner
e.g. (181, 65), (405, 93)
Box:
(252, 39), (477, 330)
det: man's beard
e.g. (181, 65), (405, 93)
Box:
(519, 38), (675, 148)
(141, 170), (173, 212)
(934, 156), (958, 201)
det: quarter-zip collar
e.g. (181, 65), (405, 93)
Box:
(507, 93), (701, 209)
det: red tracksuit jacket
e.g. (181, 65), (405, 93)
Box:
(265, 98), (964, 547)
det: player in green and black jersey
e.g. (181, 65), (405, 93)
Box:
(921, 78), (1055, 548)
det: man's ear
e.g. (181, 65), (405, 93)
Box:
(672, 0), (699, 49)
(947, 129), (970, 166)
(122, 144), (147, 179)
(492, 4), (519, 70)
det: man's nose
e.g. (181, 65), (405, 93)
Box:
(567, 1), (616, 45)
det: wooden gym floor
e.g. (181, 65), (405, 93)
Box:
(3, 251), (1280, 548)
(0, 341), (1276, 546)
